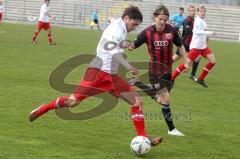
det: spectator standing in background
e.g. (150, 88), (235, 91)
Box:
(90, 9), (100, 30)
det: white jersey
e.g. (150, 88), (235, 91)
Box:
(89, 18), (127, 74)
(38, 3), (49, 22)
(0, 5), (4, 13)
(190, 16), (213, 49)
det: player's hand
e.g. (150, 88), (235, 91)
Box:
(128, 42), (135, 51)
(129, 66), (138, 77)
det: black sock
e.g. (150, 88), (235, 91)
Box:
(191, 60), (199, 76)
(161, 104), (175, 131)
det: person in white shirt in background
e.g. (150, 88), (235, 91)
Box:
(172, 5), (216, 88)
(31, 0), (56, 45)
(0, 0), (4, 24)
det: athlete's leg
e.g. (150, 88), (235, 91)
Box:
(172, 54), (182, 63)
(155, 88), (173, 129)
(190, 56), (201, 80)
(120, 91), (147, 136)
(32, 24), (42, 44)
(198, 53), (216, 81)
(29, 92), (88, 122)
(120, 91), (163, 146)
(46, 23), (55, 45)
(29, 68), (107, 122)
(172, 57), (192, 80)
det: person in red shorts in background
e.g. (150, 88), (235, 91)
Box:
(0, 0), (4, 24)
(31, 0), (56, 45)
(172, 5), (216, 88)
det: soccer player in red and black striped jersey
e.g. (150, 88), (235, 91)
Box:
(173, 5), (200, 80)
(129, 5), (188, 136)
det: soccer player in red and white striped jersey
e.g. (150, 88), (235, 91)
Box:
(31, 0), (56, 45)
(172, 5), (217, 88)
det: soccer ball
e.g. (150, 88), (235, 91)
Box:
(27, 16), (37, 22)
(130, 136), (151, 156)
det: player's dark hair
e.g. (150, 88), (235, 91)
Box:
(179, 7), (184, 10)
(153, 4), (169, 17)
(122, 6), (143, 22)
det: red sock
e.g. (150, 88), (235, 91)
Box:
(38, 96), (69, 115)
(48, 33), (53, 43)
(32, 32), (38, 42)
(131, 106), (147, 137)
(199, 63), (215, 80)
(171, 63), (186, 80)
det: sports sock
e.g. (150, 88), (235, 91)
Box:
(131, 105), (147, 137)
(198, 63), (215, 80)
(37, 96), (69, 116)
(48, 33), (53, 44)
(161, 104), (175, 131)
(171, 63), (187, 80)
(32, 32), (38, 42)
(191, 60), (199, 76)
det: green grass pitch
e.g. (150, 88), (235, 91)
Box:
(0, 23), (240, 159)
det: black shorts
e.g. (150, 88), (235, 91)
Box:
(176, 44), (190, 56)
(93, 19), (98, 24)
(149, 73), (173, 92)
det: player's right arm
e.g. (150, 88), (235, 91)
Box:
(173, 28), (189, 70)
(110, 29), (139, 75)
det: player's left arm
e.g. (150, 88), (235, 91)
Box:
(173, 29), (189, 67)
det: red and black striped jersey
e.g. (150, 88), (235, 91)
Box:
(133, 24), (182, 75)
(182, 16), (194, 47)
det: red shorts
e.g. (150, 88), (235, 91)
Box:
(188, 47), (212, 61)
(0, 13), (3, 22)
(38, 21), (51, 30)
(73, 68), (134, 100)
